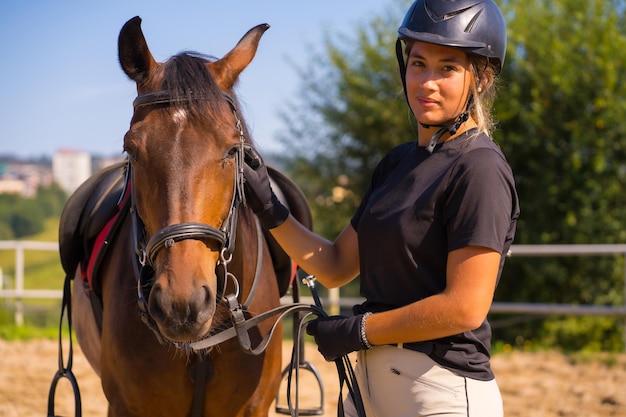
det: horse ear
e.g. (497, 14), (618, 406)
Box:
(209, 24), (270, 90)
(118, 16), (159, 85)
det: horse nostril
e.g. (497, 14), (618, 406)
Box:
(148, 284), (167, 323)
(193, 285), (214, 323)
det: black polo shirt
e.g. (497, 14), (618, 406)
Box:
(351, 130), (519, 380)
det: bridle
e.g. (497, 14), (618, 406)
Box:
(132, 90), (245, 265)
(128, 90), (252, 346)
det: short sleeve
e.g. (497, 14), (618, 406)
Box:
(444, 147), (517, 253)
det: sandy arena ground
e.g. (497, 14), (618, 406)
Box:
(1, 339), (625, 417)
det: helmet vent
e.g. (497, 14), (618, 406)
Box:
(425, 4), (474, 22)
(465, 9), (482, 33)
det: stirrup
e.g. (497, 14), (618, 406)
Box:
(276, 306), (324, 416)
(47, 369), (82, 417)
(275, 358), (325, 416)
(47, 275), (82, 417)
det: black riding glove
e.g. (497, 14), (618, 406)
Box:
(306, 315), (370, 362)
(242, 146), (289, 229)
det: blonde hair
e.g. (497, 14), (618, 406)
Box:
(468, 55), (499, 136)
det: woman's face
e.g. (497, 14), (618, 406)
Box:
(405, 41), (473, 127)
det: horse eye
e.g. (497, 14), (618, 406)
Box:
(123, 148), (137, 162)
(226, 146), (239, 158)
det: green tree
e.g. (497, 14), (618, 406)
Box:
(8, 198), (44, 237)
(35, 183), (68, 218)
(0, 194), (18, 239)
(497, 0), (626, 245)
(0, 182), (66, 239)
(275, 0), (413, 240)
(494, 0), (626, 350)
(274, 0), (626, 350)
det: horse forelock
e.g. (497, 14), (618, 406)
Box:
(159, 52), (223, 121)
(155, 51), (254, 146)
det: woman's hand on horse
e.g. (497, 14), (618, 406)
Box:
(306, 314), (371, 362)
(242, 146), (289, 229)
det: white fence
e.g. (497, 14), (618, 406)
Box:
(301, 244), (626, 317)
(1, 241), (626, 326)
(0, 241), (61, 325)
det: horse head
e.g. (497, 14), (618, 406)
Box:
(118, 17), (269, 344)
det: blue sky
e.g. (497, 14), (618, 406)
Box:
(0, 1), (395, 159)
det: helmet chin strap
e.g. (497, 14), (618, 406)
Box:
(423, 94), (474, 153)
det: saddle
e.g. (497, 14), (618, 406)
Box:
(58, 161), (129, 294)
(58, 160), (312, 299)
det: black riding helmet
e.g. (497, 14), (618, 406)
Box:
(396, 0), (507, 152)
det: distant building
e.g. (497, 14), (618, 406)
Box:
(52, 149), (92, 195)
(0, 162), (53, 197)
(0, 177), (25, 195)
(0, 151), (125, 197)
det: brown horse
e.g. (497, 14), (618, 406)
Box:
(56, 16), (312, 417)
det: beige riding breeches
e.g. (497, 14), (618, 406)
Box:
(342, 345), (503, 417)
